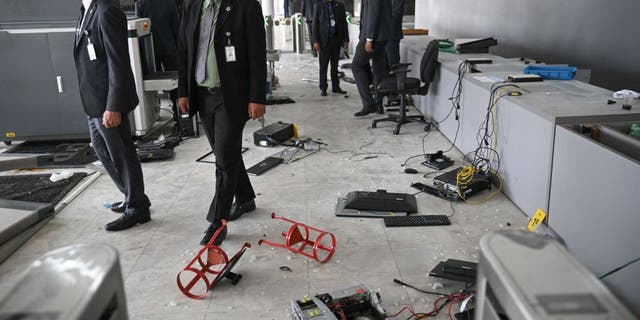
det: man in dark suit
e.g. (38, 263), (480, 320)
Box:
(312, 0), (349, 96)
(73, 0), (152, 231)
(135, 0), (180, 72)
(177, 0), (266, 246)
(384, 0), (404, 105)
(352, 0), (392, 117)
(302, 0), (320, 57)
(386, 0), (404, 68)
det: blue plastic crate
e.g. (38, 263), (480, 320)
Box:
(522, 65), (577, 80)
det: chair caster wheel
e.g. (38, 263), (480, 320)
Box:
(424, 123), (431, 132)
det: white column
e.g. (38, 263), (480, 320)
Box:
(261, 0), (275, 50)
(261, 0), (275, 17)
(273, 0), (285, 17)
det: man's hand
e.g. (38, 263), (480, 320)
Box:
(343, 41), (349, 49)
(313, 42), (321, 52)
(364, 40), (373, 53)
(178, 97), (189, 114)
(103, 111), (121, 128)
(248, 103), (266, 120)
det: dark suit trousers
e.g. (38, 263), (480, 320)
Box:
(306, 22), (314, 51)
(318, 37), (341, 91)
(197, 88), (255, 224)
(156, 54), (177, 72)
(386, 40), (400, 68)
(352, 39), (389, 108)
(88, 116), (151, 215)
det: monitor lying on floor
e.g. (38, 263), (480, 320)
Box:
(335, 197), (408, 218)
(343, 190), (418, 213)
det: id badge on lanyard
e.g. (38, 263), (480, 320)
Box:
(224, 32), (236, 62)
(85, 31), (97, 61)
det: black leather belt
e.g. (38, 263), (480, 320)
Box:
(197, 86), (222, 95)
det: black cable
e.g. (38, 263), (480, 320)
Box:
(466, 82), (520, 174)
(393, 279), (450, 296)
(438, 61), (469, 154)
(401, 130), (434, 167)
(401, 154), (425, 167)
(442, 117), (461, 153)
(448, 201), (456, 218)
(160, 107), (175, 117)
(421, 130), (432, 157)
(406, 314), (430, 320)
(401, 61), (471, 169)
(423, 171), (441, 179)
(599, 257), (640, 279)
(464, 282), (476, 292)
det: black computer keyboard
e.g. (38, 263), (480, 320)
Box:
(383, 215), (451, 227)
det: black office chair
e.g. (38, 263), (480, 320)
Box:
(372, 40), (439, 135)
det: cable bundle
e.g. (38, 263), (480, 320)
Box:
(456, 82), (522, 204)
(401, 60), (472, 167)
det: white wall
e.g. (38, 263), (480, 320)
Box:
(413, 0), (640, 91)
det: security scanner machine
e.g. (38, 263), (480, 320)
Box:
(0, 0), (176, 143)
(475, 230), (634, 320)
(127, 18), (178, 137)
(0, 243), (129, 320)
(0, 0), (89, 143)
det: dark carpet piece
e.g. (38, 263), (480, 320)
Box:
(0, 173), (88, 204)
(6, 141), (98, 167)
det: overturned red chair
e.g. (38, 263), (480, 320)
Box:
(177, 220), (251, 299)
(258, 212), (336, 263)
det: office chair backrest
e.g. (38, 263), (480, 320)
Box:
(418, 40), (440, 95)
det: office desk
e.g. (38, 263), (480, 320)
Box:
(401, 36), (640, 217)
(402, 36), (640, 312)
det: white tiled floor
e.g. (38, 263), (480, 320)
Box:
(0, 52), (529, 319)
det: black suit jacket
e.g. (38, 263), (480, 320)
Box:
(312, 1), (349, 48)
(135, 0), (180, 56)
(359, 0), (392, 42)
(73, 0), (139, 118)
(177, 0), (266, 122)
(301, 0), (320, 21)
(390, 0), (405, 41)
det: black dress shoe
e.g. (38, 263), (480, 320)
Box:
(320, 90), (328, 96)
(377, 104), (385, 114)
(332, 88), (347, 94)
(354, 106), (376, 117)
(200, 223), (227, 246)
(110, 201), (126, 213)
(105, 211), (150, 231)
(228, 199), (256, 221)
